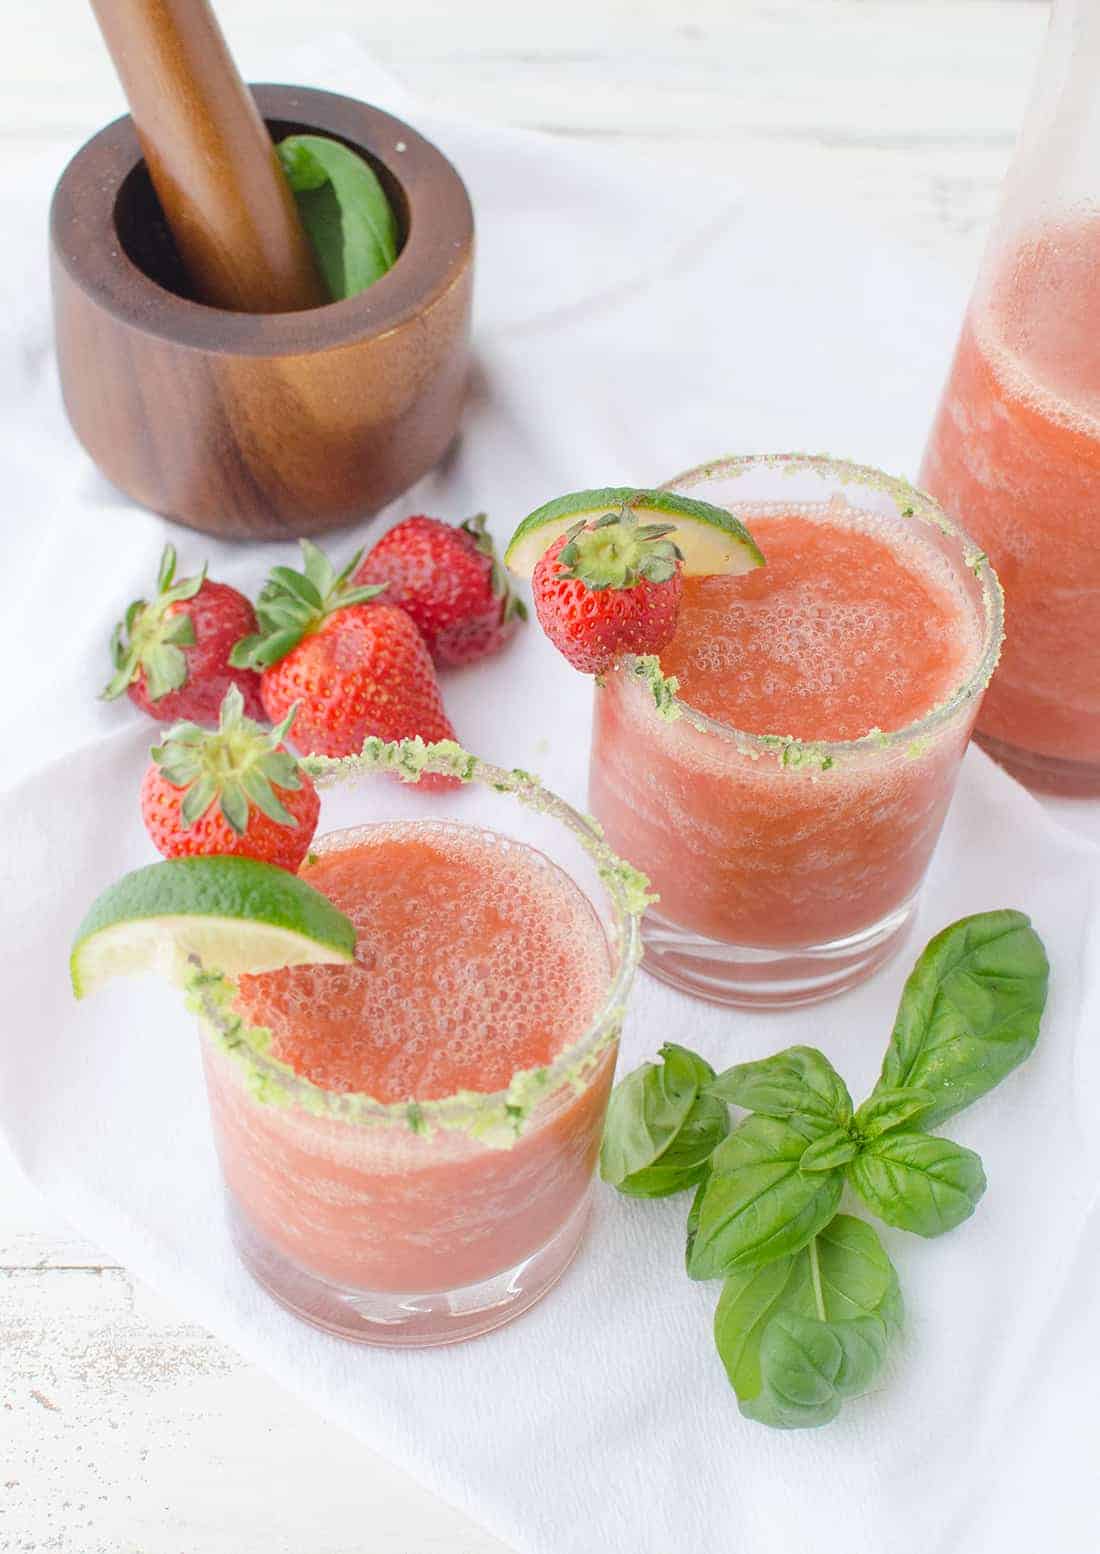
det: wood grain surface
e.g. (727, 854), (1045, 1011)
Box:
(50, 86), (474, 539)
(2, 2), (1048, 1551)
(89, 0), (327, 312)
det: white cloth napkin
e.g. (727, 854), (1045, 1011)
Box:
(3, 44), (1100, 1554)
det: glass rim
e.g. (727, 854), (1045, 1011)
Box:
(644, 451), (1005, 762)
(191, 739), (646, 1142)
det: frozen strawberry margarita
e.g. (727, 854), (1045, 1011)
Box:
(588, 456), (1002, 1008)
(192, 746), (643, 1346)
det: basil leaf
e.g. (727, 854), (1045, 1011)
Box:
(799, 1127), (859, 1174)
(687, 1115), (843, 1279)
(742, 1311), (891, 1430)
(600, 1043), (724, 1195)
(852, 1087), (935, 1140)
(814, 1213), (904, 1334)
(872, 910), (1049, 1128)
(277, 134), (399, 300)
(599, 1061), (691, 1187)
(616, 1092), (730, 1198)
(660, 1042), (715, 1095)
(708, 1046), (853, 1137)
(714, 1213), (901, 1428)
(712, 1255), (805, 1403)
(685, 1169), (708, 1273)
(847, 1130), (986, 1236)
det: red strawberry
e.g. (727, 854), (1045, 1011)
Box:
(141, 686), (320, 872)
(230, 540), (459, 786)
(531, 504), (684, 674)
(353, 512), (526, 666)
(103, 544), (264, 724)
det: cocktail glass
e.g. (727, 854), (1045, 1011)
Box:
(588, 454), (1003, 1010)
(193, 743), (643, 1347)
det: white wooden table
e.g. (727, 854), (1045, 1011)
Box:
(1, 3), (1048, 1550)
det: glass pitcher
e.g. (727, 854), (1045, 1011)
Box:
(920, 0), (1100, 795)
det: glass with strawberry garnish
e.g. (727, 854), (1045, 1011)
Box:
(584, 456), (1003, 1008)
(187, 740), (644, 1345)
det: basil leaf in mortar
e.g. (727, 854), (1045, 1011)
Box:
(871, 909), (1049, 1128)
(847, 1130), (987, 1237)
(278, 134), (399, 300)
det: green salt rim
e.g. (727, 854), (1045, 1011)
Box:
(190, 737), (649, 1147)
(617, 452), (1005, 773)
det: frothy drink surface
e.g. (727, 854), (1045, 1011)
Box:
(921, 215), (1100, 765)
(235, 821), (611, 1102)
(660, 505), (979, 741)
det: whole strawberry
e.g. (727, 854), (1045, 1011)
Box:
(353, 513), (526, 667)
(230, 540), (459, 783)
(531, 504), (684, 674)
(141, 686), (320, 872)
(102, 544), (264, 724)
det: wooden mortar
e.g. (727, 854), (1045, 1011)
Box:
(49, 85), (474, 541)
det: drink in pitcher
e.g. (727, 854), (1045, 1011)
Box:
(922, 216), (1100, 788)
(921, 0), (1100, 791)
(588, 456), (1002, 1008)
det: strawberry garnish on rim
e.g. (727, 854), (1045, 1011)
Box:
(531, 501), (686, 675)
(142, 685), (321, 873)
(103, 544), (264, 723)
(558, 505), (684, 590)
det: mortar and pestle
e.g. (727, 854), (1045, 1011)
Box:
(49, 0), (474, 540)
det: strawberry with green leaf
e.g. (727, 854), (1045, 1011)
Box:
(230, 541), (459, 775)
(140, 685), (320, 873)
(103, 544), (264, 724)
(353, 512), (526, 666)
(530, 503), (685, 674)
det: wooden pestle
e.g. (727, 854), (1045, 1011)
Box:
(89, 0), (328, 312)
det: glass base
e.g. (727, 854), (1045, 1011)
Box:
(976, 730), (1100, 797)
(225, 1189), (593, 1348)
(640, 897), (918, 1009)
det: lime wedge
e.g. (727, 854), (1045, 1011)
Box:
(71, 855), (356, 999)
(504, 487), (765, 581)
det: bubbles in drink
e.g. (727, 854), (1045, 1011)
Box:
(921, 213), (1100, 763)
(659, 500), (982, 742)
(235, 821), (612, 1102)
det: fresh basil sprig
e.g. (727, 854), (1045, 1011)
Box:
(277, 134), (399, 301)
(599, 1043), (729, 1197)
(599, 909), (1049, 1431)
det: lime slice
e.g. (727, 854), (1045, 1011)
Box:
(71, 855), (356, 999)
(504, 487), (765, 581)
